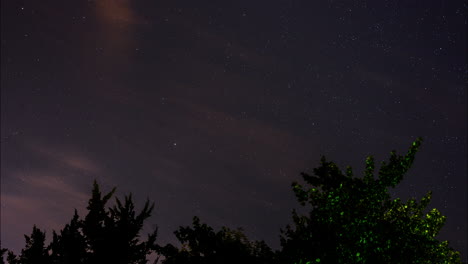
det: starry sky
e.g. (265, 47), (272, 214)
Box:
(1, 0), (466, 261)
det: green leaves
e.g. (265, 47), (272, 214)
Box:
(280, 138), (462, 264)
(378, 137), (423, 188)
(364, 156), (375, 183)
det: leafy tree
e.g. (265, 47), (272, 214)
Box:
(156, 216), (277, 264)
(279, 138), (462, 264)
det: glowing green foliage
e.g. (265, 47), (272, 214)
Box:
(364, 156), (374, 183)
(280, 138), (462, 264)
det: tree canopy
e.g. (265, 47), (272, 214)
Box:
(155, 216), (276, 264)
(1, 138), (462, 263)
(280, 137), (461, 264)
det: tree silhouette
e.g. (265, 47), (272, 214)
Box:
(1, 181), (157, 264)
(5, 252), (19, 264)
(156, 216), (277, 264)
(0, 249), (7, 264)
(1, 139), (464, 264)
(101, 194), (157, 264)
(279, 138), (462, 264)
(80, 181), (116, 263)
(12, 226), (50, 264)
(0, 248), (19, 264)
(49, 210), (87, 264)
(80, 181), (157, 264)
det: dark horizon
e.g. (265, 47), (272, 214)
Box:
(1, 0), (466, 261)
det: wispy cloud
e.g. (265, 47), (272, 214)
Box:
(1, 142), (105, 254)
(27, 142), (102, 175)
(1, 171), (90, 254)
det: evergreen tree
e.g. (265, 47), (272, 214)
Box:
(18, 226), (50, 264)
(49, 210), (87, 264)
(81, 181), (157, 264)
(81, 180), (116, 264)
(2, 181), (157, 264)
(0, 248), (7, 264)
(103, 194), (157, 264)
(280, 138), (462, 264)
(5, 251), (19, 264)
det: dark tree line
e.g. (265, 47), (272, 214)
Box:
(1, 138), (462, 263)
(1, 182), (156, 264)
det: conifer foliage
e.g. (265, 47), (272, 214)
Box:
(1, 181), (157, 264)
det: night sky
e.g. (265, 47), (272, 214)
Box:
(1, 0), (466, 261)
